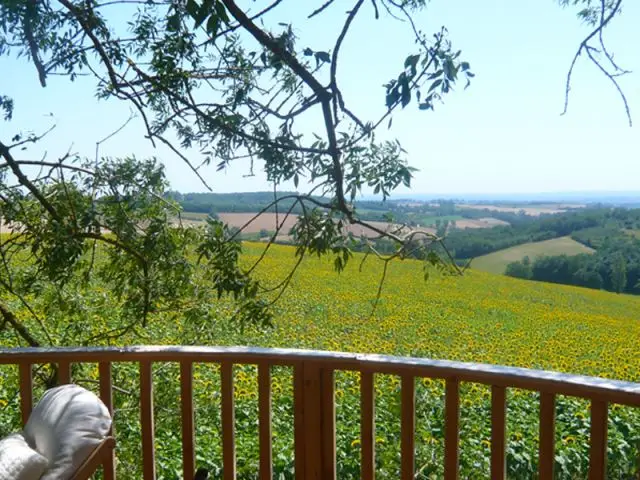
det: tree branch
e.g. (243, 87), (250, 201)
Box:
(330, 0), (367, 126)
(562, 0), (631, 126)
(0, 141), (61, 221)
(0, 301), (41, 347)
(23, 0), (47, 87)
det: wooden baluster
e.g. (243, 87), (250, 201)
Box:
(444, 378), (460, 480)
(400, 375), (415, 480)
(221, 362), (236, 480)
(360, 371), (375, 480)
(99, 362), (116, 480)
(321, 368), (336, 480)
(19, 363), (33, 427)
(140, 360), (156, 480)
(491, 386), (507, 480)
(293, 364), (305, 480)
(180, 361), (195, 480)
(258, 364), (272, 480)
(57, 361), (71, 385)
(302, 363), (323, 479)
(539, 393), (556, 480)
(293, 363), (336, 480)
(589, 400), (608, 480)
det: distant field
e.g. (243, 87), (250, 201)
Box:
(458, 203), (584, 216)
(216, 213), (423, 239)
(182, 212), (434, 239)
(410, 214), (463, 226)
(180, 211), (503, 239)
(180, 211), (210, 221)
(218, 212), (299, 234)
(470, 236), (595, 274)
(404, 214), (509, 229)
(455, 217), (509, 229)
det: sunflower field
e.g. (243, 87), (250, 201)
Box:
(1, 242), (640, 478)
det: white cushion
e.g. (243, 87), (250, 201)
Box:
(0, 432), (49, 480)
(23, 384), (111, 480)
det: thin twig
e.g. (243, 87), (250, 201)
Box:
(561, 0), (631, 126)
(308, 0), (337, 18)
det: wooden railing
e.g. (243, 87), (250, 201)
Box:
(1, 346), (639, 479)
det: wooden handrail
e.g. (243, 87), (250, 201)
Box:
(1, 346), (638, 406)
(2, 346), (640, 479)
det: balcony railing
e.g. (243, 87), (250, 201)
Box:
(0, 346), (639, 479)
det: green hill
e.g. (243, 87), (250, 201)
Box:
(469, 236), (595, 274)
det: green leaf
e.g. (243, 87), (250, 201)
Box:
(303, 47), (313, 56)
(428, 79), (442, 93)
(314, 51), (331, 64)
(385, 89), (398, 109)
(185, 0), (199, 19)
(214, 1), (229, 23)
(400, 74), (410, 108)
(404, 54), (420, 76)
(193, 0), (211, 28)
(166, 12), (180, 31)
(206, 14), (219, 36)
(404, 54), (420, 69)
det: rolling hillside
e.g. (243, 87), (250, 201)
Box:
(469, 236), (595, 274)
(237, 242), (639, 378)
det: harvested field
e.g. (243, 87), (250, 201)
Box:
(217, 212), (299, 234)
(454, 217), (509, 229)
(216, 213), (426, 239)
(343, 221), (425, 238)
(458, 204), (584, 216)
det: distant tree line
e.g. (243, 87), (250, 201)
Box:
(165, 191), (307, 215)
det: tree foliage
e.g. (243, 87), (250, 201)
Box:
(0, 0), (473, 348)
(0, 0), (632, 350)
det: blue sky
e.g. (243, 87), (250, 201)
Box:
(1, 0), (638, 196)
